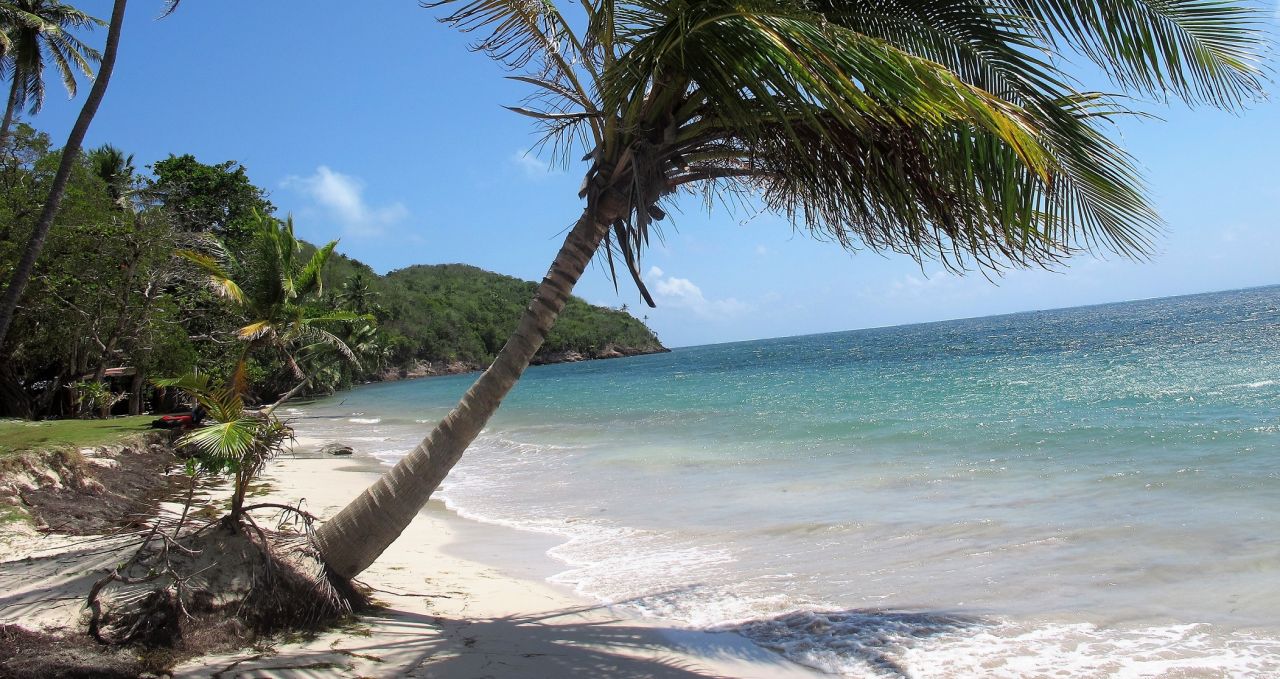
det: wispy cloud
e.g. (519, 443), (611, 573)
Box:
(858, 269), (1013, 306)
(510, 148), (563, 179)
(645, 267), (749, 319)
(282, 166), (408, 237)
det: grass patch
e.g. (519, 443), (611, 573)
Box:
(0, 416), (154, 458)
(0, 504), (27, 525)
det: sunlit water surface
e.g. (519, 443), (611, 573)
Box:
(290, 286), (1280, 677)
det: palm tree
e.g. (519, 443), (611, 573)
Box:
(178, 212), (366, 412)
(309, 0), (1265, 579)
(157, 370), (293, 519)
(87, 142), (135, 207)
(0, 0), (103, 152)
(0, 0), (124, 346)
(337, 272), (378, 316)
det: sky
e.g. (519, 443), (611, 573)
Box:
(28, 1), (1280, 347)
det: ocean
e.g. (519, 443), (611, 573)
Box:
(287, 285), (1280, 677)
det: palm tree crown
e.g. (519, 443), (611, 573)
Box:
(443, 0), (1265, 295)
(179, 212), (366, 388)
(312, 0), (1268, 579)
(1, 0), (101, 113)
(87, 142), (134, 206)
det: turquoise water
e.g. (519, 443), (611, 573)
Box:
(291, 286), (1280, 677)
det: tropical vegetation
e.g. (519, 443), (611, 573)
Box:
(0, 125), (663, 419)
(0, 0), (124, 344)
(312, 0), (1268, 579)
(326, 260), (663, 367)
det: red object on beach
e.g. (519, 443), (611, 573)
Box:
(151, 413), (193, 429)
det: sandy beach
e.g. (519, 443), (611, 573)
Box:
(172, 451), (824, 678)
(0, 445), (821, 678)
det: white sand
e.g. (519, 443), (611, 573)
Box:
(0, 450), (822, 677)
(186, 453), (825, 678)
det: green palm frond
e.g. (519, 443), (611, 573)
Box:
(301, 310), (371, 325)
(178, 419), (258, 464)
(296, 324), (361, 366)
(427, 0), (1265, 289)
(296, 239), (339, 298)
(176, 249), (246, 303)
(1011, 0), (1266, 108)
(151, 371), (212, 393)
(4, 0), (103, 113)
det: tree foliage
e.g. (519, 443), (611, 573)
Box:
(150, 154), (275, 248)
(320, 257), (664, 368)
(0, 127), (664, 419)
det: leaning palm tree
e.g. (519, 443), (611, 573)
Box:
(0, 0), (123, 345)
(178, 212), (367, 412)
(313, 0), (1266, 579)
(0, 0), (103, 151)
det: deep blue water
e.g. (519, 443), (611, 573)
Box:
(293, 286), (1280, 677)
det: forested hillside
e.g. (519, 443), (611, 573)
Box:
(318, 256), (666, 375)
(0, 125), (663, 418)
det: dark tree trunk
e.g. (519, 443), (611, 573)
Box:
(92, 235), (142, 382)
(0, 0), (128, 344)
(0, 364), (32, 418)
(0, 77), (22, 156)
(129, 370), (144, 415)
(313, 211), (611, 579)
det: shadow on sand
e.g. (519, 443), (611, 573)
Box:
(186, 597), (988, 679)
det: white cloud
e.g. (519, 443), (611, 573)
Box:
(755, 244), (769, 256)
(645, 268), (749, 319)
(511, 148), (563, 179)
(282, 166), (408, 237)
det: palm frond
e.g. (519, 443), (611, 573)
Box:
(296, 239), (339, 298)
(1011, 0), (1267, 108)
(301, 310), (372, 325)
(178, 419), (260, 463)
(151, 371), (212, 393)
(429, 0), (603, 143)
(237, 320), (273, 341)
(295, 324), (361, 366)
(175, 249), (246, 303)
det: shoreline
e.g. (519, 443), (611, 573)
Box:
(374, 343), (672, 383)
(171, 448), (823, 678)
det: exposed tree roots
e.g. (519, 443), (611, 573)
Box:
(86, 502), (366, 652)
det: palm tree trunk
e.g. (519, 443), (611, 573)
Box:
(313, 211), (610, 579)
(0, 0), (127, 346)
(0, 78), (23, 156)
(263, 377), (309, 418)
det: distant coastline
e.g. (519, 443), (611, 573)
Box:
(376, 341), (670, 381)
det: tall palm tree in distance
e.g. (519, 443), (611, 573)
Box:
(316, 0), (1261, 579)
(87, 142), (135, 207)
(0, 0), (102, 151)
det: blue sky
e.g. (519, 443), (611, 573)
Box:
(31, 1), (1280, 347)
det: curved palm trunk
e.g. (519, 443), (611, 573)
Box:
(0, 0), (127, 345)
(0, 78), (23, 156)
(263, 377), (309, 418)
(314, 212), (609, 579)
